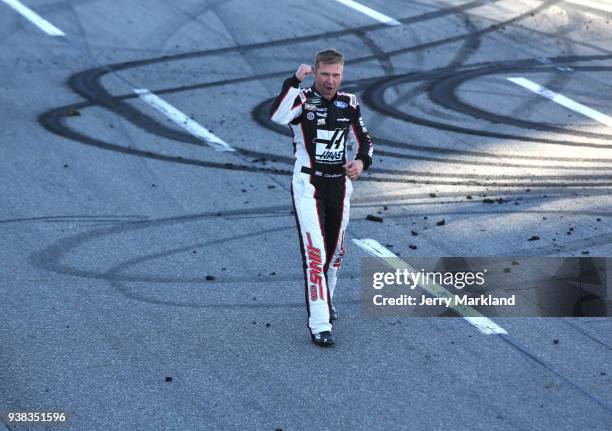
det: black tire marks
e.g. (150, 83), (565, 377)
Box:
(28, 205), (361, 308)
(361, 57), (612, 146)
(27, 200), (611, 307)
(40, 0), (612, 188)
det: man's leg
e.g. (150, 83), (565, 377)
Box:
(291, 174), (332, 334)
(324, 177), (353, 305)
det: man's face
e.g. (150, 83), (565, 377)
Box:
(313, 62), (343, 100)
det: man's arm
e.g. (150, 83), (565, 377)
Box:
(269, 64), (311, 125)
(345, 100), (373, 179)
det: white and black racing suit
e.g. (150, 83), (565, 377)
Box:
(270, 75), (373, 334)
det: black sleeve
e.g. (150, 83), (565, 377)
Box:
(351, 103), (373, 170)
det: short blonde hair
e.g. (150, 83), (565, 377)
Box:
(314, 49), (344, 68)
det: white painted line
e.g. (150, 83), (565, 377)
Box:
(508, 77), (612, 128)
(2, 0), (65, 36)
(133, 89), (235, 152)
(565, 0), (612, 14)
(335, 0), (401, 26)
(353, 238), (508, 335)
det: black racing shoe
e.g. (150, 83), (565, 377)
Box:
(330, 306), (339, 322)
(310, 331), (335, 347)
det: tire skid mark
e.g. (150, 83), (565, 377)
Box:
(375, 149), (612, 171)
(369, 2), (482, 126)
(253, 96), (612, 163)
(361, 59), (612, 148)
(507, 2), (577, 117)
(428, 65), (612, 140)
(41, 1), (506, 148)
(37, 0), (612, 190)
(29, 202), (611, 306)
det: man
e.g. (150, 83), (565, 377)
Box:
(270, 49), (373, 347)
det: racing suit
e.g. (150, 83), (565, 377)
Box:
(270, 75), (373, 334)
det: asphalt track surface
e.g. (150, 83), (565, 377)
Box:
(1, 0), (611, 429)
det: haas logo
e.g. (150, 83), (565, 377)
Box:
(314, 128), (346, 163)
(306, 233), (324, 302)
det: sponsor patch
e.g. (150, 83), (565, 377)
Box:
(337, 117), (350, 122)
(306, 112), (315, 120)
(334, 100), (348, 109)
(306, 233), (324, 301)
(317, 118), (326, 126)
(313, 128), (346, 164)
(308, 97), (321, 104)
(304, 103), (316, 111)
(316, 107), (327, 112)
(316, 112), (327, 117)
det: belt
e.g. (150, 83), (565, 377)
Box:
(300, 166), (345, 178)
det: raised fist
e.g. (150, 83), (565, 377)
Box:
(295, 64), (312, 81)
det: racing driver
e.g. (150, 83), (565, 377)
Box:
(270, 49), (373, 347)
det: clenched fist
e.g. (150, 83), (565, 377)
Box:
(344, 159), (364, 180)
(295, 64), (312, 81)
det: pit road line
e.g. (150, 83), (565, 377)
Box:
(334, 0), (401, 26)
(353, 238), (508, 335)
(1, 0), (65, 36)
(133, 89), (235, 152)
(508, 77), (612, 128)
